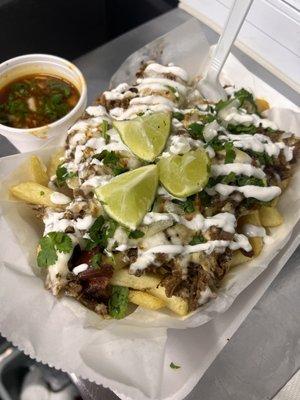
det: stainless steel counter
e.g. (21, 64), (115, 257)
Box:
(0, 8), (299, 400)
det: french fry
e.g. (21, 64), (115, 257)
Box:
(10, 182), (59, 208)
(238, 211), (264, 256)
(128, 290), (165, 310)
(148, 286), (188, 316)
(29, 156), (49, 186)
(110, 268), (160, 290)
(47, 148), (64, 179)
(228, 250), (253, 268)
(255, 98), (270, 113)
(259, 206), (283, 227)
(238, 210), (261, 227)
(249, 237), (263, 257)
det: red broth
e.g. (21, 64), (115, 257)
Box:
(0, 74), (80, 129)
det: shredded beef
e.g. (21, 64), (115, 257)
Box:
(95, 93), (133, 111)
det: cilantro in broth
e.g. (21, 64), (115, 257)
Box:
(0, 74), (80, 129)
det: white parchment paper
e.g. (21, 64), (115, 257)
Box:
(0, 20), (299, 400)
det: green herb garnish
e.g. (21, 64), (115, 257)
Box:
(91, 253), (102, 268)
(170, 362), (181, 369)
(227, 124), (257, 135)
(215, 99), (231, 112)
(246, 150), (274, 166)
(172, 111), (184, 121)
(56, 165), (77, 187)
(224, 142), (235, 164)
(172, 196), (195, 213)
(188, 122), (204, 140)
(85, 216), (117, 250)
(37, 232), (72, 268)
(128, 230), (145, 239)
(92, 150), (128, 176)
(205, 136), (224, 151)
(189, 235), (207, 245)
(108, 285), (129, 319)
(100, 120), (110, 144)
(201, 114), (215, 124)
(166, 85), (176, 94)
(234, 88), (258, 114)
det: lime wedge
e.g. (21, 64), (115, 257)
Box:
(158, 149), (210, 198)
(95, 165), (158, 230)
(113, 112), (171, 162)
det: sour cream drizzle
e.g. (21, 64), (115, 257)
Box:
(144, 63), (188, 81)
(211, 163), (265, 179)
(242, 223), (266, 237)
(130, 233), (251, 273)
(208, 183), (281, 202)
(142, 211), (237, 233)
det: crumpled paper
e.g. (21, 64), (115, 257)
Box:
(0, 19), (299, 400)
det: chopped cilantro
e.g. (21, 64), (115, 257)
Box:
(172, 111), (184, 121)
(227, 124), (257, 135)
(166, 85), (176, 94)
(170, 362), (181, 369)
(234, 88), (258, 114)
(108, 285), (129, 319)
(85, 216), (117, 250)
(188, 122), (204, 140)
(56, 165), (77, 187)
(37, 232), (72, 268)
(200, 114), (215, 124)
(224, 142), (235, 164)
(91, 253), (102, 268)
(189, 235), (206, 245)
(246, 150), (274, 166)
(100, 120), (110, 144)
(205, 136), (224, 151)
(92, 150), (128, 176)
(236, 176), (265, 187)
(128, 230), (145, 239)
(112, 166), (128, 176)
(222, 171), (237, 185)
(40, 191), (45, 196)
(207, 172), (265, 188)
(215, 99), (231, 112)
(172, 197), (195, 213)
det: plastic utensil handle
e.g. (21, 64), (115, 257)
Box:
(210, 0), (253, 78)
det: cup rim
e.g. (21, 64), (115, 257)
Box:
(0, 53), (87, 133)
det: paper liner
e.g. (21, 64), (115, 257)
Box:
(0, 19), (299, 400)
